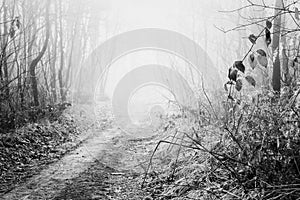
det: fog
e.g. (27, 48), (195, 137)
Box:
(20, 0), (275, 130)
(3, 0), (300, 197)
(66, 0), (268, 127)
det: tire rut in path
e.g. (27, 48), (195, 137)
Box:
(54, 133), (152, 200)
(1, 127), (121, 200)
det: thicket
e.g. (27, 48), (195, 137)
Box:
(142, 1), (300, 199)
(0, 0), (103, 132)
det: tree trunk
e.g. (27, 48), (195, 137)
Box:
(50, 0), (58, 103)
(2, 0), (9, 99)
(272, 0), (283, 92)
(29, 0), (50, 106)
(58, 0), (65, 102)
(281, 3), (290, 86)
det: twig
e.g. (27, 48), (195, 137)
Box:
(201, 78), (218, 120)
(141, 140), (200, 188)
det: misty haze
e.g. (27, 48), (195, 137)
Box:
(1, 0), (300, 199)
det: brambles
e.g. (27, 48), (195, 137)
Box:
(218, 89), (300, 199)
(142, 86), (300, 199)
(142, 2), (300, 198)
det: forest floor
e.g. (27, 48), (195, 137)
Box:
(0, 103), (167, 200)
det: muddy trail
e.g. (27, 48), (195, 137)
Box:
(1, 104), (161, 200)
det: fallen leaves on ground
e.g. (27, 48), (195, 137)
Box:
(0, 108), (80, 195)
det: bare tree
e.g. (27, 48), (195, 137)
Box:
(29, 0), (51, 106)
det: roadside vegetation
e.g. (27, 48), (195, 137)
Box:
(0, 0), (107, 195)
(0, 104), (78, 195)
(140, 1), (300, 199)
(1, 1), (300, 200)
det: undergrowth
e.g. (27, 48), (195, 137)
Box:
(0, 103), (71, 133)
(142, 86), (300, 200)
(0, 104), (79, 196)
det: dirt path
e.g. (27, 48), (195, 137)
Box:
(0, 102), (161, 200)
(52, 134), (158, 200)
(1, 125), (125, 200)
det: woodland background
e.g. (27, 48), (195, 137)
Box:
(1, 0), (300, 199)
